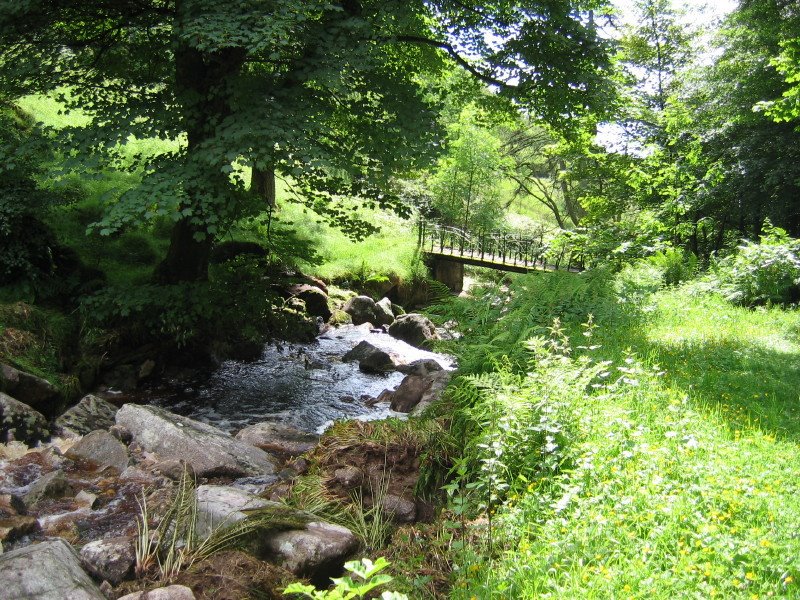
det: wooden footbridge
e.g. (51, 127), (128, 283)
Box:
(418, 219), (585, 291)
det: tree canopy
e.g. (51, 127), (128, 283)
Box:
(0, 0), (612, 282)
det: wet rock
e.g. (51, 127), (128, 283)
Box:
(23, 469), (70, 508)
(388, 313), (438, 348)
(289, 284), (332, 322)
(389, 375), (433, 413)
(195, 484), (276, 538)
(66, 430), (129, 473)
(0, 363), (62, 416)
(342, 341), (401, 373)
(411, 370), (452, 416)
(397, 358), (444, 377)
(375, 297), (395, 325)
(333, 466), (363, 488)
(381, 494), (417, 523)
(117, 585), (196, 600)
(343, 295), (392, 326)
(0, 493), (26, 516)
(116, 404), (278, 478)
(0, 539), (106, 599)
(0, 515), (40, 543)
(235, 422), (319, 457)
(80, 535), (136, 584)
(0, 392), (50, 445)
(55, 395), (118, 438)
(263, 521), (359, 576)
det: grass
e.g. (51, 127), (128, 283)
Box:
(420, 272), (800, 599)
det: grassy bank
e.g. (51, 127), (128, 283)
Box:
(421, 270), (800, 599)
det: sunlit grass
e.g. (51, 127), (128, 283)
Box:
(442, 280), (800, 599)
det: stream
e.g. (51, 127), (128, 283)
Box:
(144, 323), (455, 434)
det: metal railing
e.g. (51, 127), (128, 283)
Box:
(418, 219), (584, 272)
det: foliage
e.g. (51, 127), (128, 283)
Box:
(284, 557), (407, 600)
(704, 222), (800, 307)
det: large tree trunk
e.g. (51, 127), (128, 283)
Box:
(156, 5), (246, 283)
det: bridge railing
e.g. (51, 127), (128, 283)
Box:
(418, 219), (585, 271)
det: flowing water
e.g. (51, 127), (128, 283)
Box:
(147, 323), (455, 434)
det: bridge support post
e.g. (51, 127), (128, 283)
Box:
(428, 257), (464, 293)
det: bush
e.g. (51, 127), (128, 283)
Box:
(707, 222), (800, 306)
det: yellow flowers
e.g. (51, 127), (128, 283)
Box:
(745, 571), (756, 581)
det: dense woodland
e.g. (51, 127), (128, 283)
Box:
(1, 0), (800, 598)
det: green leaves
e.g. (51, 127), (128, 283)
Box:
(283, 557), (406, 600)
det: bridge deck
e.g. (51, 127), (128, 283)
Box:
(425, 248), (560, 273)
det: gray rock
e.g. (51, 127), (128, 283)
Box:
(333, 466), (363, 488)
(388, 313), (439, 348)
(342, 341), (401, 373)
(56, 394), (119, 438)
(235, 422), (319, 457)
(117, 585), (196, 600)
(0, 391), (49, 445)
(381, 494), (417, 523)
(195, 484), (277, 538)
(289, 284), (332, 321)
(23, 470), (70, 508)
(0, 539), (106, 599)
(343, 295), (392, 326)
(397, 358), (444, 377)
(153, 459), (196, 481)
(411, 370), (452, 416)
(66, 430), (129, 472)
(75, 490), (98, 509)
(0, 363), (62, 416)
(263, 521), (358, 575)
(80, 536), (136, 584)
(375, 297), (395, 324)
(389, 374), (433, 413)
(116, 404), (278, 478)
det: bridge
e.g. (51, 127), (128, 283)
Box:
(418, 219), (585, 292)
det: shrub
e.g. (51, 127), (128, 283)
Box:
(708, 222), (800, 306)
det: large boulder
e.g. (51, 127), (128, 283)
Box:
(55, 394), (119, 438)
(342, 341), (402, 373)
(387, 314), (438, 348)
(263, 521), (359, 576)
(195, 484), (277, 538)
(66, 430), (129, 473)
(80, 536), (136, 584)
(374, 297), (395, 325)
(0, 539), (106, 599)
(235, 422), (319, 457)
(343, 295), (393, 326)
(0, 392), (50, 445)
(389, 375), (433, 413)
(0, 363), (62, 416)
(116, 404), (278, 478)
(288, 284), (332, 322)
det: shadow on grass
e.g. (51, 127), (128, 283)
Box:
(646, 337), (800, 440)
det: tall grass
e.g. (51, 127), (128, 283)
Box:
(430, 269), (800, 599)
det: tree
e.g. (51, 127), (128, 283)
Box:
(0, 0), (612, 282)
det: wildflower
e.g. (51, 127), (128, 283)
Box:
(745, 572), (756, 581)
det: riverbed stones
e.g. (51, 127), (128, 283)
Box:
(0, 493), (25, 516)
(66, 430), (129, 473)
(263, 521), (359, 576)
(117, 585), (196, 600)
(23, 469), (70, 508)
(0, 392), (50, 445)
(0, 539), (106, 599)
(387, 313), (438, 348)
(342, 340), (401, 373)
(116, 404), (278, 477)
(333, 466), (363, 488)
(195, 484), (277, 538)
(55, 394), (119, 438)
(235, 422), (319, 457)
(80, 536), (136, 584)
(389, 374), (433, 413)
(375, 297), (395, 325)
(397, 358), (444, 377)
(0, 515), (40, 543)
(0, 363), (62, 416)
